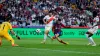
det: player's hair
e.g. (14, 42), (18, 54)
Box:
(5, 13), (12, 21)
(5, 17), (11, 21)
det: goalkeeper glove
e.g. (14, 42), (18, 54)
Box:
(15, 34), (20, 40)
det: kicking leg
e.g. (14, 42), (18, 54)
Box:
(56, 34), (68, 44)
(57, 37), (67, 44)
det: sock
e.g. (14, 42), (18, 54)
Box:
(44, 34), (47, 42)
(10, 39), (14, 45)
(59, 40), (66, 44)
(47, 34), (52, 38)
(89, 37), (96, 45)
(86, 34), (92, 44)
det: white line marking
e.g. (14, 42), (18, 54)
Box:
(27, 48), (100, 55)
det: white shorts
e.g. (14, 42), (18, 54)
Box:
(45, 26), (52, 31)
(88, 26), (98, 34)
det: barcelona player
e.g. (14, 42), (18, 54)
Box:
(0, 14), (20, 47)
(52, 19), (69, 44)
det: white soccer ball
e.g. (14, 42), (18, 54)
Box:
(36, 29), (41, 33)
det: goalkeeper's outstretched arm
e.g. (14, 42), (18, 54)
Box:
(10, 29), (16, 36)
(10, 29), (20, 40)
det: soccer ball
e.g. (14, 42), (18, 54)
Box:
(36, 29), (41, 33)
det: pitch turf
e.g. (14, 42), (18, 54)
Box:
(0, 38), (100, 56)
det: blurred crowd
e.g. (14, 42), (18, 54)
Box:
(0, 0), (100, 27)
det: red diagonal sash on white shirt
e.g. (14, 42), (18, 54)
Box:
(47, 16), (54, 24)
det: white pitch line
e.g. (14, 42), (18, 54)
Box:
(27, 48), (100, 55)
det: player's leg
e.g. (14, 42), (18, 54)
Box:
(4, 34), (18, 46)
(0, 37), (2, 46)
(41, 30), (49, 44)
(86, 32), (92, 45)
(89, 36), (96, 46)
(0, 31), (3, 46)
(88, 33), (96, 46)
(46, 26), (52, 38)
(41, 26), (52, 43)
(86, 32), (96, 46)
(55, 33), (68, 44)
(47, 34), (52, 38)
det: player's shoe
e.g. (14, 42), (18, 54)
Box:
(41, 40), (46, 44)
(65, 42), (69, 45)
(87, 43), (91, 45)
(91, 44), (96, 46)
(52, 36), (56, 41)
(51, 37), (54, 41)
(63, 42), (69, 45)
(12, 44), (19, 47)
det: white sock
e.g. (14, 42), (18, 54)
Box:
(86, 34), (92, 44)
(44, 34), (47, 41)
(89, 37), (96, 45)
(47, 34), (52, 38)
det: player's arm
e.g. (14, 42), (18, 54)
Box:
(10, 29), (20, 40)
(10, 29), (17, 35)
(9, 23), (20, 40)
(43, 16), (47, 24)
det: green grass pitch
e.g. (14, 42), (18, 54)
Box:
(0, 38), (100, 56)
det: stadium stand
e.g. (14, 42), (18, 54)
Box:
(0, 0), (100, 28)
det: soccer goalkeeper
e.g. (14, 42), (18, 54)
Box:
(0, 14), (20, 47)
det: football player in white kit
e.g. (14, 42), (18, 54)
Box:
(41, 12), (56, 44)
(86, 15), (99, 46)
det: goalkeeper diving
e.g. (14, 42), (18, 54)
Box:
(0, 14), (20, 47)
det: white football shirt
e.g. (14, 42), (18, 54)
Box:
(43, 15), (55, 27)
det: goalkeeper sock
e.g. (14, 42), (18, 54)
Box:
(10, 39), (14, 45)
